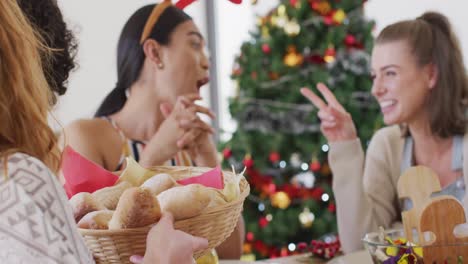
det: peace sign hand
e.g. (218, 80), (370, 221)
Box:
(301, 83), (357, 142)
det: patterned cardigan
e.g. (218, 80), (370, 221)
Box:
(0, 153), (94, 263)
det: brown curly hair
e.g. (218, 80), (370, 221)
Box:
(17, 0), (78, 104)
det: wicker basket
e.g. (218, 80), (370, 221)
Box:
(79, 166), (250, 264)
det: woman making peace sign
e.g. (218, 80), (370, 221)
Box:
(302, 12), (468, 253)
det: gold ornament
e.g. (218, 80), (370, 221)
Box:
(284, 19), (300, 36)
(332, 9), (346, 24)
(241, 254), (256, 261)
(314, 1), (331, 16)
(251, 0), (258, 5)
(271, 191), (291, 209)
(196, 249), (219, 264)
(299, 207), (315, 228)
(261, 26), (270, 39)
(269, 71), (280, 80)
(284, 46), (304, 67)
(275, 16), (288, 28)
(324, 46), (336, 63)
(277, 4), (286, 17)
(243, 243), (252, 254)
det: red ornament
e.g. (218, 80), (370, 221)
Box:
(269, 151), (280, 163)
(289, 0), (298, 7)
(328, 202), (336, 213)
(261, 43), (271, 54)
(324, 47), (336, 57)
(310, 160), (321, 172)
(243, 156), (254, 168)
(246, 232), (254, 242)
(280, 247), (289, 257)
(262, 182), (276, 195)
(311, 187), (324, 201)
(251, 71), (258, 80)
(222, 148), (232, 159)
(297, 242), (308, 251)
(309, 238), (341, 259)
(254, 240), (269, 256)
(306, 54), (325, 64)
(344, 34), (356, 46)
(259, 217), (269, 228)
(323, 15), (333, 26)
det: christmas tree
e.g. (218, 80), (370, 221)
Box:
(221, 0), (382, 260)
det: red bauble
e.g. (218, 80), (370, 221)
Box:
(262, 182), (276, 195)
(251, 71), (258, 80)
(222, 148), (232, 159)
(259, 217), (269, 228)
(323, 15), (333, 25)
(306, 54), (325, 64)
(280, 247), (289, 257)
(311, 187), (324, 201)
(246, 232), (254, 242)
(324, 47), (336, 57)
(344, 34), (356, 46)
(261, 43), (271, 54)
(328, 202), (336, 213)
(269, 151), (280, 163)
(297, 242), (308, 251)
(289, 0), (298, 6)
(243, 157), (254, 168)
(310, 160), (321, 172)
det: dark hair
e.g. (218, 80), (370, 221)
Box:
(95, 4), (191, 117)
(376, 11), (468, 138)
(17, 0), (78, 105)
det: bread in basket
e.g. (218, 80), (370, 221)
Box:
(77, 165), (249, 263)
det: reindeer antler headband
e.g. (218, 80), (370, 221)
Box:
(140, 0), (242, 44)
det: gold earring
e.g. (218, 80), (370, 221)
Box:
(157, 62), (164, 69)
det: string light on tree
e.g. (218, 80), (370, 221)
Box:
(321, 144), (329, 152)
(279, 160), (287, 168)
(321, 193), (330, 202)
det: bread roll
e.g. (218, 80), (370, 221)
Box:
(69, 192), (106, 222)
(157, 184), (213, 220)
(207, 189), (227, 208)
(108, 187), (162, 229)
(77, 210), (114, 229)
(92, 181), (132, 210)
(140, 173), (176, 196)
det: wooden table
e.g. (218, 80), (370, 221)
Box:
(220, 250), (372, 264)
(220, 254), (325, 263)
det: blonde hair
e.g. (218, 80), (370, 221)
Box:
(0, 0), (60, 172)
